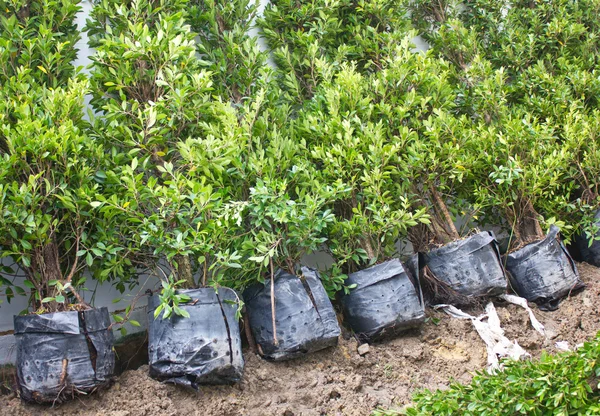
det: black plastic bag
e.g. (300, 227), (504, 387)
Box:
(423, 231), (507, 299)
(147, 287), (244, 388)
(243, 267), (340, 361)
(405, 253), (421, 286)
(340, 258), (425, 341)
(14, 307), (115, 403)
(506, 225), (585, 311)
(574, 210), (600, 267)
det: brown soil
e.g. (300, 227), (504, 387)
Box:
(3, 263), (600, 416)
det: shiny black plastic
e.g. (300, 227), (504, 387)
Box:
(14, 307), (115, 403)
(423, 231), (507, 298)
(147, 287), (244, 389)
(574, 210), (600, 267)
(340, 258), (425, 341)
(506, 225), (585, 311)
(243, 267), (340, 361)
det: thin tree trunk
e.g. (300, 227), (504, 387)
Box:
(362, 237), (376, 261)
(269, 257), (278, 346)
(29, 239), (71, 311)
(524, 200), (544, 239)
(505, 207), (522, 251)
(174, 254), (195, 289)
(516, 200), (544, 244)
(202, 254), (209, 287)
(243, 309), (258, 354)
(429, 183), (460, 241)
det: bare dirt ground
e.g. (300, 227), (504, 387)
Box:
(4, 262), (600, 416)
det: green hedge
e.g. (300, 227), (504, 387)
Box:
(375, 334), (600, 416)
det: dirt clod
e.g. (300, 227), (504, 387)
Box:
(4, 262), (599, 416)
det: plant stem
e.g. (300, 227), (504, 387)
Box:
(269, 257), (278, 346)
(174, 254), (195, 289)
(202, 254), (209, 287)
(506, 207), (523, 249)
(363, 237), (376, 261)
(243, 308), (258, 354)
(525, 199), (544, 239)
(430, 183), (460, 241)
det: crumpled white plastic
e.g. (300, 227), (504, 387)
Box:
(433, 303), (530, 371)
(499, 294), (546, 336)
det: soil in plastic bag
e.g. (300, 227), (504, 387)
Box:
(243, 267), (340, 361)
(14, 307), (115, 404)
(340, 258), (425, 341)
(506, 225), (585, 311)
(574, 209), (600, 267)
(422, 231), (507, 301)
(147, 287), (244, 389)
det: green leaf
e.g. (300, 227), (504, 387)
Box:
(21, 257), (31, 268)
(153, 303), (164, 319)
(86, 252), (94, 267)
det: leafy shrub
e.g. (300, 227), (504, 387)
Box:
(0, 77), (108, 311)
(187, 0), (270, 104)
(258, 0), (411, 102)
(209, 83), (341, 288)
(410, 0), (600, 245)
(372, 41), (473, 250)
(0, 1), (115, 312)
(467, 107), (576, 248)
(296, 58), (428, 278)
(0, 0), (81, 87)
(86, 0), (248, 324)
(234, 174), (339, 286)
(375, 333), (600, 416)
(299, 37), (481, 264)
(87, 0), (208, 282)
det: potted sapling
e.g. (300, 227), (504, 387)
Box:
(234, 165), (342, 361)
(0, 79), (115, 403)
(297, 63), (429, 341)
(87, 0), (244, 387)
(372, 42), (508, 304)
(410, 0), (597, 306)
(470, 111), (584, 311)
(97, 162), (245, 388)
(0, 3), (116, 403)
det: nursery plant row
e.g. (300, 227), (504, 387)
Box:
(1, 0), (599, 404)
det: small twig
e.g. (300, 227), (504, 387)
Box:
(64, 232), (80, 284)
(269, 257), (278, 346)
(68, 287), (88, 308)
(243, 308), (258, 354)
(202, 254), (209, 287)
(107, 275), (152, 331)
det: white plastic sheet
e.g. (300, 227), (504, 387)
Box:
(433, 303), (530, 370)
(499, 294), (546, 336)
